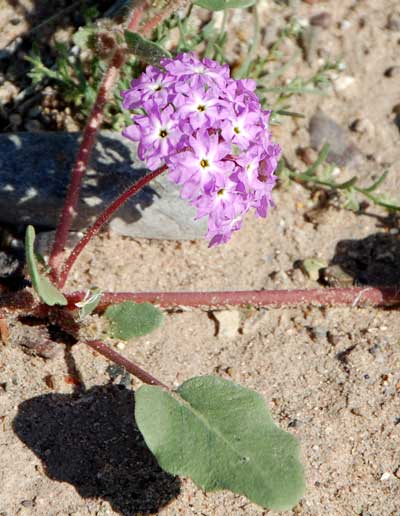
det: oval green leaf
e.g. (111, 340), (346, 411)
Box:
(24, 225), (67, 306)
(105, 301), (163, 340)
(124, 31), (171, 66)
(135, 376), (305, 511)
(194, 0), (255, 10)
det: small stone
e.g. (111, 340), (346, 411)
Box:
(241, 309), (269, 335)
(309, 111), (363, 168)
(213, 310), (241, 339)
(20, 500), (34, 508)
(310, 12), (332, 29)
(44, 375), (55, 389)
(333, 75), (356, 92)
(0, 251), (20, 277)
(24, 119), (42, 132)
(309, 326), (328, 341)
(64, 115), (80, 132)
(0, 81), (19, 104)
(297, 146), (317, 166)
(380, 472), (392, 481)
(384, 66), (400, 78)
(116, 342), (125, 350)
(350, 118), (375, 137)
(9, 113), (22, 130)
(387, 13), (400, 31)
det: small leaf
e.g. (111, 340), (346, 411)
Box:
(76, 287), (102, 320)
(72, 27), (96, 50)
(301, 258), (327, 281)
(25, 226), (67, 306)
(135, 376), (305, 511)
(124, 31), (171, 66)
(105, 301), (163, 340)
(194, 0), (255, 10)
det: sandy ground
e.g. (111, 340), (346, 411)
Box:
(1, 0), (400, 515)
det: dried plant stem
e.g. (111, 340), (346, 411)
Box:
(67, 286), (400, 310)
(85, 339), (168, 388)
(58, 165), (167, 288)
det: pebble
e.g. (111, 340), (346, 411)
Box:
(350, 118), (375, 138)
(8, 113), (22, 130)
(380, 472), (392, 481)
(297, 146), (317, 166)
(310, 12), (332, 29)
(0, 81), (19, 104)
(213, 310), (241, 339)
(24, 120), (42, 132)
(309, 111), (364, 168)
(241, 309), (269, 335)
(332, 75), (356, 92)
(384, 66), (400, 78)
(387, 13), (400, 31)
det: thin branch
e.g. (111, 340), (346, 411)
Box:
(67, 286), (400, 310)
(85, 339), (168, 388)
(58, 165), (167, 288)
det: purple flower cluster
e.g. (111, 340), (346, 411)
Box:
(122, 52), (280, 246)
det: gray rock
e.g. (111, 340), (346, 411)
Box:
(309, 111), (364, 168)
(0, 131), (206, 240)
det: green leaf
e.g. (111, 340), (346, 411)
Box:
(105, 301), (163, 340)
(76, 287), (102, 320)
(194, 0), (255, 10)
(124, 31), (171, 66)
(135, 376), (305, 511)
(73, 26), (96, 50)
(301, 258), (327, 281)
(24, 226), (67, 306)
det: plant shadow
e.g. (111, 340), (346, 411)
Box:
(330, 231), (400, 286)
(12, 384), (180, 516)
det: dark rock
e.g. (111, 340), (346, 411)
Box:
(309, 111), (364, 168)
(0, 131), (206, 240)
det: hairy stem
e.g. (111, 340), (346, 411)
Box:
(48, 3), (145, 282)
(48, 50), (125, 281)
(67, 286), (400, 310)
(85, 339), (168, 388)
(59, 165), (167, 288)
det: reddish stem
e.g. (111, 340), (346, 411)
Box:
(49, 3), (145, 282)
(58, 165), (167, 288)
(67, 286), (400, 310)
(128, 2), (145, 31)
(85, 339), (168, 388)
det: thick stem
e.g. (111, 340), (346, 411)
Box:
(85, 339), (168, 388)
(58, 165), (167, 288)
(67, 286), (400, 310)
(49, 3), (145, 282)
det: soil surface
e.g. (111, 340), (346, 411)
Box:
(1, 1), (400, 516)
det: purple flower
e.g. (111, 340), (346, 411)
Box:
(122, 52), (280, 246)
